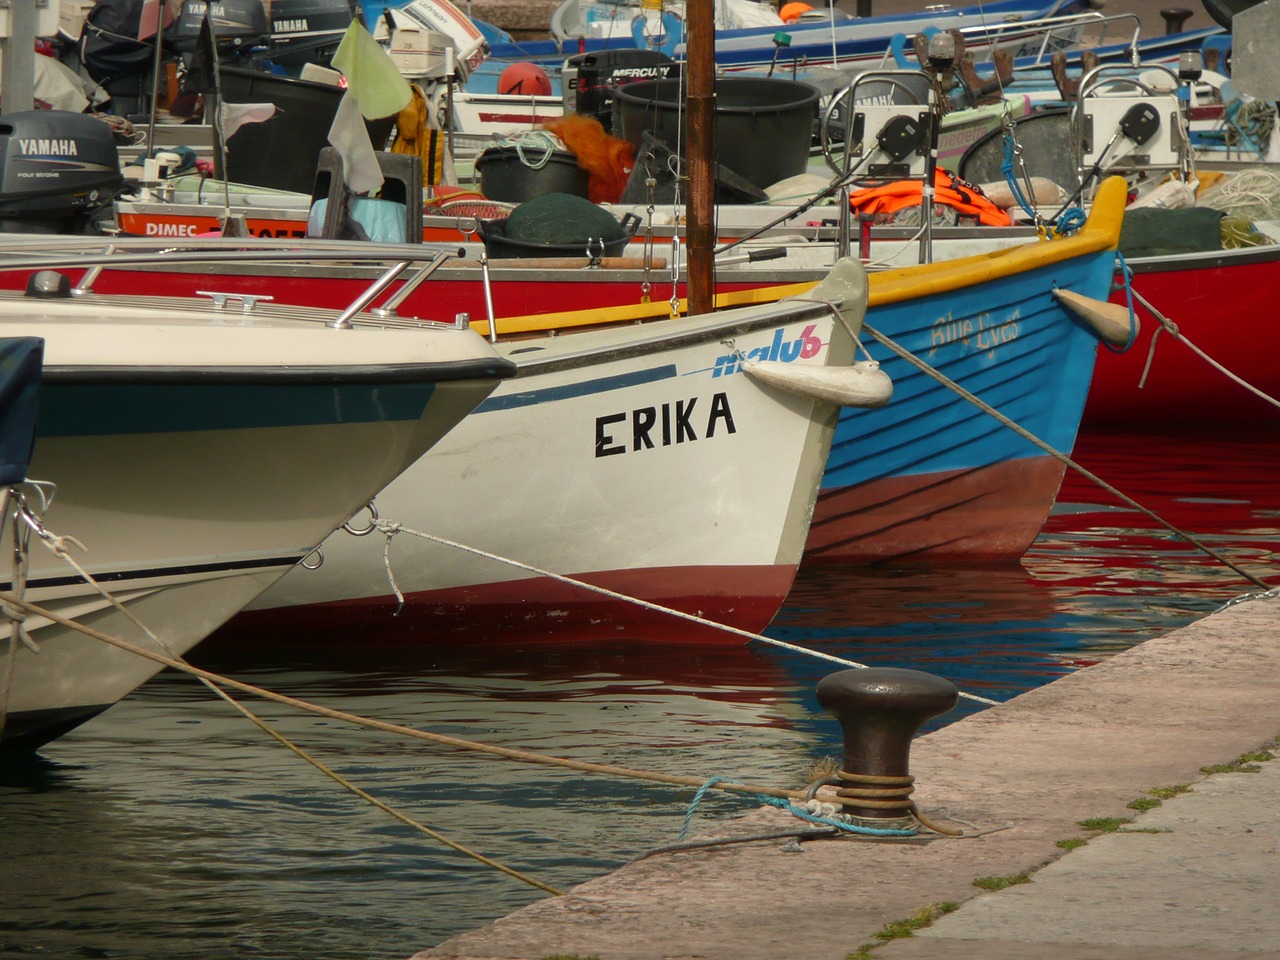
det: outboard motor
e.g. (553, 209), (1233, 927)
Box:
(264, 0), (362, 68)
(170, 0), (272, 51)
(0, 112), (123, 235)
(562, 49), (677, 134)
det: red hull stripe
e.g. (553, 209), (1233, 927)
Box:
(231, 565), (800, 647)
(807, 456), (1067, 564)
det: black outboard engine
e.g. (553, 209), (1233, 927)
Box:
(172, 0), (357, 67)
(170, 0), (272, 51)
(563, 49), (677, 134)
(265, 0), (362, 68)
(0, 112), (123, 235)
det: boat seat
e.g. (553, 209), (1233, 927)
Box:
(1201, 35), (1232, 75)
(1051, 49), (1101, 101)
(309, 148), (422, 243)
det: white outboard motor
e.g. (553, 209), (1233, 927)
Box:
(375, 0), (488, 80)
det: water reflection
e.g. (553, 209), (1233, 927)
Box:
(2, 424), (1276, 960)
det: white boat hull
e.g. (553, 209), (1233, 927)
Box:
(1, 291), (509, 749)
(245, 293), (858, 645)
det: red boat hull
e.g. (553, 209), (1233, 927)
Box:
(806, 456), (1068, 565)
(1090, 246), (1280, 423)
(227, 563), (799, 647)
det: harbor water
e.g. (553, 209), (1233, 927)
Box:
(2, 423), (1276, 960)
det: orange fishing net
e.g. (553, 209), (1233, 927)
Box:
(541, 114), (637, 204)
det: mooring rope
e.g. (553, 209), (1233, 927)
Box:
(205, 679), (563, 895)
(1129, 287), (1280, 412)
(853, 320), (1273, 591)
(0, 591), (811, 802)
(370, 520), (1002, 707)
(3, 500), (560, 895)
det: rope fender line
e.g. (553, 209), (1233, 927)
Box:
(854, 320), (1273, 592)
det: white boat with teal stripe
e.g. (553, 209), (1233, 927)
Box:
(0, 260), (513, 752)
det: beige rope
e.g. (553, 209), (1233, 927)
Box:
(205, 682), (562, 895)
(858, 320), (1273, 591)
(0, 591), (807, 803)
(1131, 288), (1280, 413)
(371, 519), (1003, 708)
(5, 506), (561, 895)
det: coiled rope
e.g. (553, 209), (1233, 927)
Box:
(504, 130), (563, 171)
(1054, 207), (1088, 235)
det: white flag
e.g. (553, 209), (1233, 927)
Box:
(218, 102), (278, 141)
(327, 90), (384, 194)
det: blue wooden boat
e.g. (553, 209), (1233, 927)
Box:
(804, 176), (1127, 565)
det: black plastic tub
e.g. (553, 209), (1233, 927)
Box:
(475, 146), (590, 203)
(213, 67), (393, 194)
(613, 76), (820, 190)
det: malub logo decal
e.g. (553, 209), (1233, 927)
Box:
(708, 323), (826, 378)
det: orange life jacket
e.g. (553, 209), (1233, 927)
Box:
(849, 169), (1012, 227)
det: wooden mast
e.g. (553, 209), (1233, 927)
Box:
(686, 0), (715, 316)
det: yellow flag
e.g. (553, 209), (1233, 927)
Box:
(331, 21), (413, 121)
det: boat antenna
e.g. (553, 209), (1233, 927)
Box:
(145, 10), (168, 162)
(201, 13), (237, 230)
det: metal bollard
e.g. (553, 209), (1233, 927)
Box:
(815, 667), (958, 827)
(1160, 7), (1193, 34)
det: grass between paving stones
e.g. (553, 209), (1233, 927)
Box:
(972, 872), (1032, 891)
(1058, 744), (1279, 851)
(844, 903), (960, 959)
(843, 741), (1280, 958)
(1201, 748), (1275, 775)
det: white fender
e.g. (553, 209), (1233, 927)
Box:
(744, 358), (893, 408)
(1053, 288), (1136, 348)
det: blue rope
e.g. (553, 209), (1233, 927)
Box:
(679, 777), (742, 841)
(1108, 251), (1139, 353)
(1000, 134), (1039, 220)
(759, 796), (919, 836)
(1055, 207), (1088, 235)
(679, 777), (919, 841)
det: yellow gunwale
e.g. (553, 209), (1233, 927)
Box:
(481, 176), (1127, 338)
